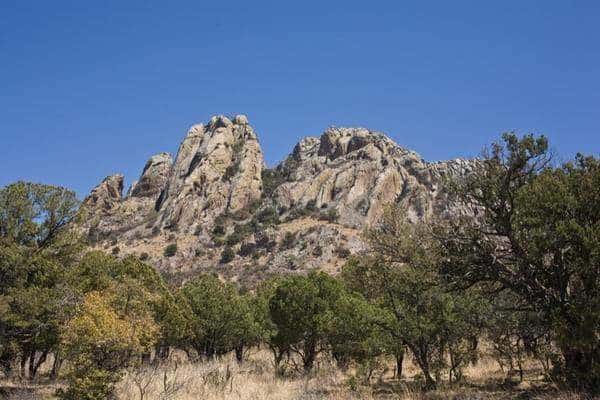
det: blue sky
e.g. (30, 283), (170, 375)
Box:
(1, 1), (599, 198)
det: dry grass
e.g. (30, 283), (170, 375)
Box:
(0, 350), (595, 400)
(116, 351), (368, 400)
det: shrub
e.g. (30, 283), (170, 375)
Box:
(261, 168), (286, 198)
(239, 242), (257, 257)
(286, 206), (311, 221)
(320, 208), (339, 223)
(225, 222), (255, 245)
(280, 232), (297, 250)
(163, 243), (177, 258)
(220, 246), (235, 264)
(59, 290), (158, 399)
(223, 164), (238, 181)
(313, 246), (323, 257)
(256, 206), (279, 225)
(212, 224), (226, 237)
(336, 246), (351, 258)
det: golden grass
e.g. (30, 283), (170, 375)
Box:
(0, 350), (594, 399)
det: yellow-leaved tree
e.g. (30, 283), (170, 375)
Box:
(58, 286), (158, 400)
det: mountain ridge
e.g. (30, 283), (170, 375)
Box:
(82, 115), (474, 285)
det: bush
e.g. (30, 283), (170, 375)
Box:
(286, 206), (311, 221)
(336, 246), (351, 258)
(212, 224), (226, 237)
(313, 245), (323, 257)
(256, 206), (279, 225)
(239, 242), (257, 257)
(220, 246), (235, 264)
(261, 168), (286, 198)
(320, 208), (339, 223)
(59, 290), (158, 399)
(280, 232), (297, 250)
(226, 223), (254, 245)
(305, 199), (317, 212)
(194, 248), (205, 257)
(163, 243), (177, 258)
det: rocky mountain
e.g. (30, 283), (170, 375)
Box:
(82, 115), (474, 286)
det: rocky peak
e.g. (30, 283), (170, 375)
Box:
(156, 114), (264, 232)
(291, 137), (320, 162)
(317, 127), (399, 161)
(83, 174), (124, 212)
(129, 153), (173, 198)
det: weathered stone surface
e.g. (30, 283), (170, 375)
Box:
(155, 115), (264, 233)
(129, 153), (173, 198)
(273, 127), (467, 228)
(83, 174), (124, 212)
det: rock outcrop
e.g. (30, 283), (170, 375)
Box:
(129, 153), (173, 199)
(273, 127), (470, 228)
(81, 115), (474, 285)
(156, 115), (263, 233)
(83, 174), (124, 212)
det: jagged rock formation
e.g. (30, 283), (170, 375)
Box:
(83, 174), (124, 212)
(273, 127), (473, 227)
(81, 115), (474, 285)
(156, 115), (263, 233)
(129, 153), (173, 198)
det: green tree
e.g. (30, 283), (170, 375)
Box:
(327, 290), (388, 378)
(0, 182), (82, 379)
(268, 272), (346, 373)
(440, 134), (600, 392)
(342, 205), (486, 388)
(181, 274), (257, 360)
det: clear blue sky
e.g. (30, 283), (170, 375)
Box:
(2, 1), (599, 198)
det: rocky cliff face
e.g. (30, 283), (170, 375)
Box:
(129, 153), (173, 199)
(82, 115), (473, 285)
(156, 115), (263, 234)
(272, 127), (472, 228)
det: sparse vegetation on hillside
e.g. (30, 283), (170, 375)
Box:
(164, 243), (178, 257)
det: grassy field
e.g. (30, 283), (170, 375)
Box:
(0, 350), (591, 400)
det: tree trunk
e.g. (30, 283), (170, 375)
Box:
(409, 343), (436, 389)
(235, 344), (244, 364)
(395, 351), (404, 379)
(50, 353), (62, 380)
(302, 339), (317, 373)
(20, 350), (29, 379)
(29, 350), (48, 380)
